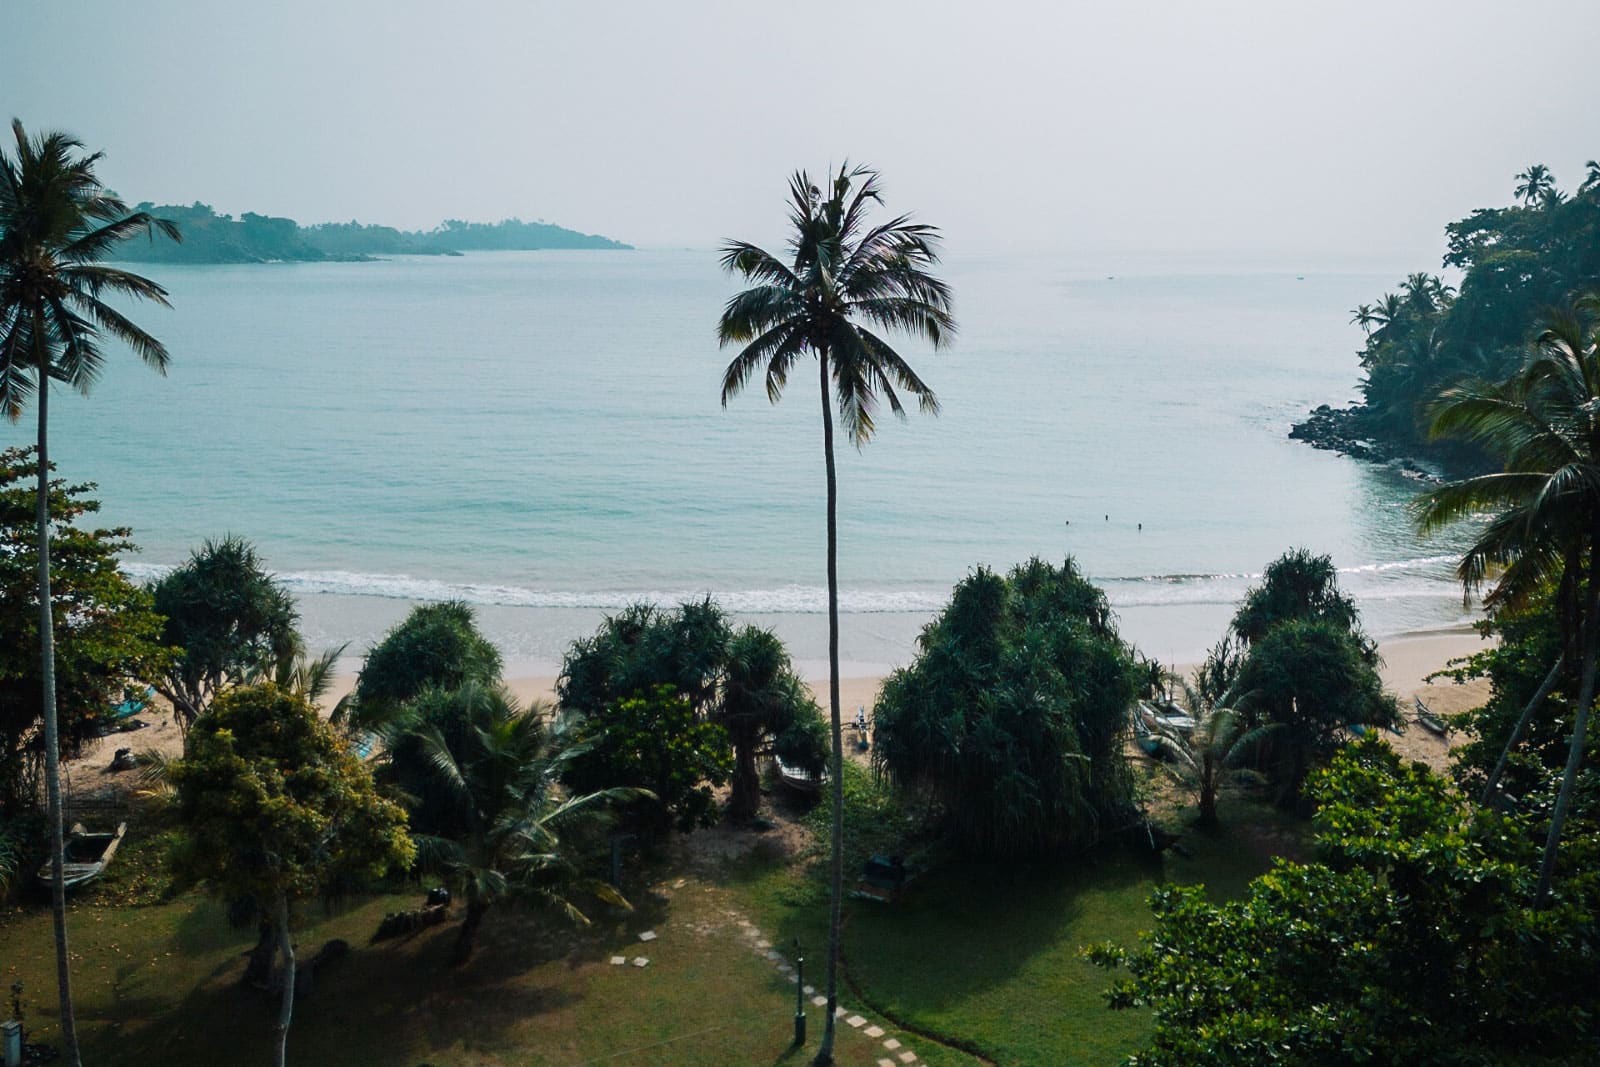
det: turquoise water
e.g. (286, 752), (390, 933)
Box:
(5, 249), (1475, 674)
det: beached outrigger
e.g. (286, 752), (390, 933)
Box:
(36, 822), (127, 891)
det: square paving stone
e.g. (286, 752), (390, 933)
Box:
(846, 1015), (866, 1028)
(898, 1052), (916, 1063)
(609, 956), (626, 966)
(638, 930), (657, 942)
(883, 1038), (901, 1050)
(632, 957), (649, 967)
(803, 984), (815, 995)
(878, 1061), (896, 1067)
(812, 995), (827, 1007)
(864, 1025), (885, 1038)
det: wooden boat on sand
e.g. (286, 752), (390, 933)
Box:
(775, 758), (824, 797)
(37, 821), (127, 891)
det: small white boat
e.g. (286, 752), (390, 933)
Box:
(37, 822), (127, 891)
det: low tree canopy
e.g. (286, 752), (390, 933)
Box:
(562, 686), (731, 833)
(558, 601), (825, 824)
(0, 449), (168, 814)
(168, 683), (413, 1064)
(557, 600), (729, 719)
(351, 601), (500, 728)
(398, 682), (634, 964)
(1091, 740), (1600, 1065)
(1234, 618), (1397, 801)
(873, 558), (1141, 857)
(1231, 547), (1368, 655)
(149, 536), (300, 731)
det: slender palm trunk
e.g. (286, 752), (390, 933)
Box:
(729, 722), (761, 823)
(273, 890), (295, 1067)
(35, 353), (82, 1067)
(1482, 653), (1562, 805)
(453, 892), (487, 966)
(814, 351), (844, 1066)
(1536, 547), (1600, 904)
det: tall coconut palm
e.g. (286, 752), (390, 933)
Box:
(0, 119), (177, 1066)
(1416, 295), (1600, 902)
(1514, 164), (1556, 208)
(717, 164), (954, 1063)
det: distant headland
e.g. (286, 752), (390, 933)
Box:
(108, 201), (632, 263)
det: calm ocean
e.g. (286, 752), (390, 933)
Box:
(7, 249), (1477, 675)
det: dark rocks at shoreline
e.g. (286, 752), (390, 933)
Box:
(1290, 405), (1443, 484)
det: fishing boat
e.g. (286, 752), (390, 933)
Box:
(37, 822), (127, 891)
(775, 757), (824, 797)
(1139, 700), (1197, 737)
(1130, 712), (1164, 756)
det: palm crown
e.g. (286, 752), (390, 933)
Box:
(0, 119), (178, 418)
(717, 163), (955, 445)
(1416, 298), (1600, 611)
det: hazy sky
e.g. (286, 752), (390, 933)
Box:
(7, 1), (1600, 260)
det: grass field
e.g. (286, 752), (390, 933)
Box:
(0, 775), (1303, 1066)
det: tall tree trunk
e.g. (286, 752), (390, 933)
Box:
(35, 355), (82, 1067)
(1482, 653), (1563, 806)
(1536, 547), (1600, 904)
(452, 893), (486, 966)
(242, 917), (277, 987)
(814, 351), (843, 1066)
(273, 890), (295, 1067)
(728, 721), (761, 823)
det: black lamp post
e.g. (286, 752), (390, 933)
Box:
(793, 937), (806, 1045)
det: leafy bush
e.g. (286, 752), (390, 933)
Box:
(1091, 739), (1600, 1065)
(873, 558), (1140, 857)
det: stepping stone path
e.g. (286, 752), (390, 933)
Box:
(610, 892), (922, 1064)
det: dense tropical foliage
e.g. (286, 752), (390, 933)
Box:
(557, 600), (824, 824)
(873, 558), (1141, 856)
(394, 682), (634, 964)
(1418, 295), (1600, 897)
(350, 600), (502, 729)
(1225, 550), (1395, 802)
(0, 449), (167, 815)
(1301, 160), (1600, 466)
(148, 535), (300, 732)
(1091, 740), (1600, 1065)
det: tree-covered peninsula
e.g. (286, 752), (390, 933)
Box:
(1292, 161), (1600, 473)
(107, 201), (631, 263)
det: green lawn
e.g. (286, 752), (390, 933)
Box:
(0, 820), (968, 1066)
(0, 785), (1300, 1066)
(732, 772), (1306, 1066)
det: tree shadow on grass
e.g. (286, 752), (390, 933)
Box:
(90, 910), (589, 1067)
(840, 844), (1162, 1011)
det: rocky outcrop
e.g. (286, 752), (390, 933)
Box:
(1290, 405), (1443, 483)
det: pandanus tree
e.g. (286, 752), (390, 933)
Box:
(0, 119), (177, 1066)
(718, 163), (954, 1063)
(1416, 294), (1600, 901)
